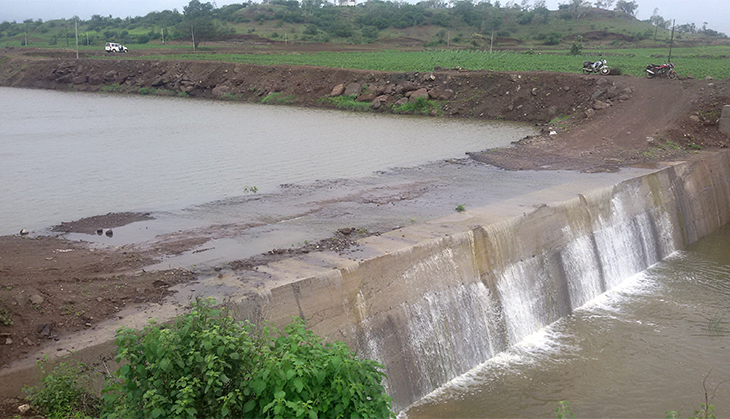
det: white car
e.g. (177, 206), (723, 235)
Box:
(105, 42), (128, 53)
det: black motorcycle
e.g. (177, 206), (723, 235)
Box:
(646, 62), (676, 79)
(583, 59), (610, 75)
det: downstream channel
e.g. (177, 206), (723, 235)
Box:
(404, 223), (730, 418)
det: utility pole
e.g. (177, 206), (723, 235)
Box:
(191, 25), (196, 51)
(75, 19), (79, 59)
(161, 27), (165, 44)
(668, 19), (675, 63)
(490, 29), (494, 53)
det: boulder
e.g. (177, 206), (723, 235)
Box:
(72, 75), (88, 85)
(719, 105), (730, 137)
(409, 88), (429, 102)
(428, 86), (454, 100)
(343, 83), (362, 96)
(394, 97), (409, 106)
(593, 100), (611, 110)
(212, 85), (231, 98)
(329, 83), (345, 97)
(370, 95), (390, 109)
(357, 92), (377, 102)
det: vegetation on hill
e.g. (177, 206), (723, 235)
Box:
(0, 0), (726, 52)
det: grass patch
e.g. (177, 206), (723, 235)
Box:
(137, 86), (156, 95)
(393, 97), (441, 115)
(261, 91), (295, 104)
(325, 95), (371, 111)
(99, 83), (121, 92)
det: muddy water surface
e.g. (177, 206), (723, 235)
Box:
(1, 87), (535, 235)
(403, 223), (730, 418)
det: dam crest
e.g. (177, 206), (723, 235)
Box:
(238, 152), (730, 411)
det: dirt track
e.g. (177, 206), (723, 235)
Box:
(0, 48), (729, 413)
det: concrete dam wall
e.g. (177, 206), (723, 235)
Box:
(231, 152), (730, 411)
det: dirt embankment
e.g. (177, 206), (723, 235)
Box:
(0, 49), (729, 413)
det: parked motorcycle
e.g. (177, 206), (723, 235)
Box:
(646, 62), (676, 79)
(583, 59), (610, 75)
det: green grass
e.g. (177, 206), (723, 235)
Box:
(261, 91), (295, 104)
(105, 46), (730, 79)
(325, 95), (371, 111)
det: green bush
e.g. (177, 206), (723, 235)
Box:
(392, 97), (440, 115)
(325, 95), (371, 111)
(102, 298), (393, 419)
(24, 359), (100, 419)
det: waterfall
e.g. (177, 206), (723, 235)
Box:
(241, 153), (730, 411)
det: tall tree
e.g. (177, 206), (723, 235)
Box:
(182, 0), (216, 50)
(614, 0), (638, 16)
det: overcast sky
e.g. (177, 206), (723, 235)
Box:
(1, 0), (729, 35)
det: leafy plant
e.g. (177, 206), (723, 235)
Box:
(24, 358), (100, 419)
(555, 400), (574, 419)
(455, 204), (465, 212)
(242, 185), (258, 193)
(102, 298), (393, 419)
(0, 305), (12, 326)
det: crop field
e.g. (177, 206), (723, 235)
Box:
(118, 45), (730, 79)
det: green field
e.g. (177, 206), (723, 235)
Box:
(105, 46), (730, 79)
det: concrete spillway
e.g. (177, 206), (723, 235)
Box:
(2, 153), (729, 412)
(233, 152), (730, 411)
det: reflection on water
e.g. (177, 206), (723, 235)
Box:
(404, 224), (730, 419)
(0, 87), (536, 235)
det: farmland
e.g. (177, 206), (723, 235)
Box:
(111, 45), (730, 79)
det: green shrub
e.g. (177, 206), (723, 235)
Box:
(102, 298), (393, 419)
(24, 358), (100, 419)
(392, 97), (440, 115)
(325, 95), (371, 111)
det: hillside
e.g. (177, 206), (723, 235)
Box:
(1, 2), (727, 53)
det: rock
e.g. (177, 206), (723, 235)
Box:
(5, 337), (12, 345)
(719, 105), (730, 137)
(103, 70), (118, 81)
(593, 100), (611, 110)
(105, 229), (113, 237)
(394, 97), (408, 106)
(584, 108), (596, 118)
(72, 75), (88, 85)
(395, 81), (418, 94)
(409, 88), (429, 102)
(96, 228), (104, 235)
(356, 91), (377, 102)
(19, 229), (29, 236)
(329, 83), (345, 97)
(369, 95), (389, 109)
(18, 404), (31, 415)
(591, 90), (605, 100)
(343, 83), (362, 96)
(531, 87), (538, 96)
(211, 85), (231, 98)
(29, 294), (44, 305)
(690, 115), (701, 123)
(39, 324), (51, 336)
(428, 86), (454, 100)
